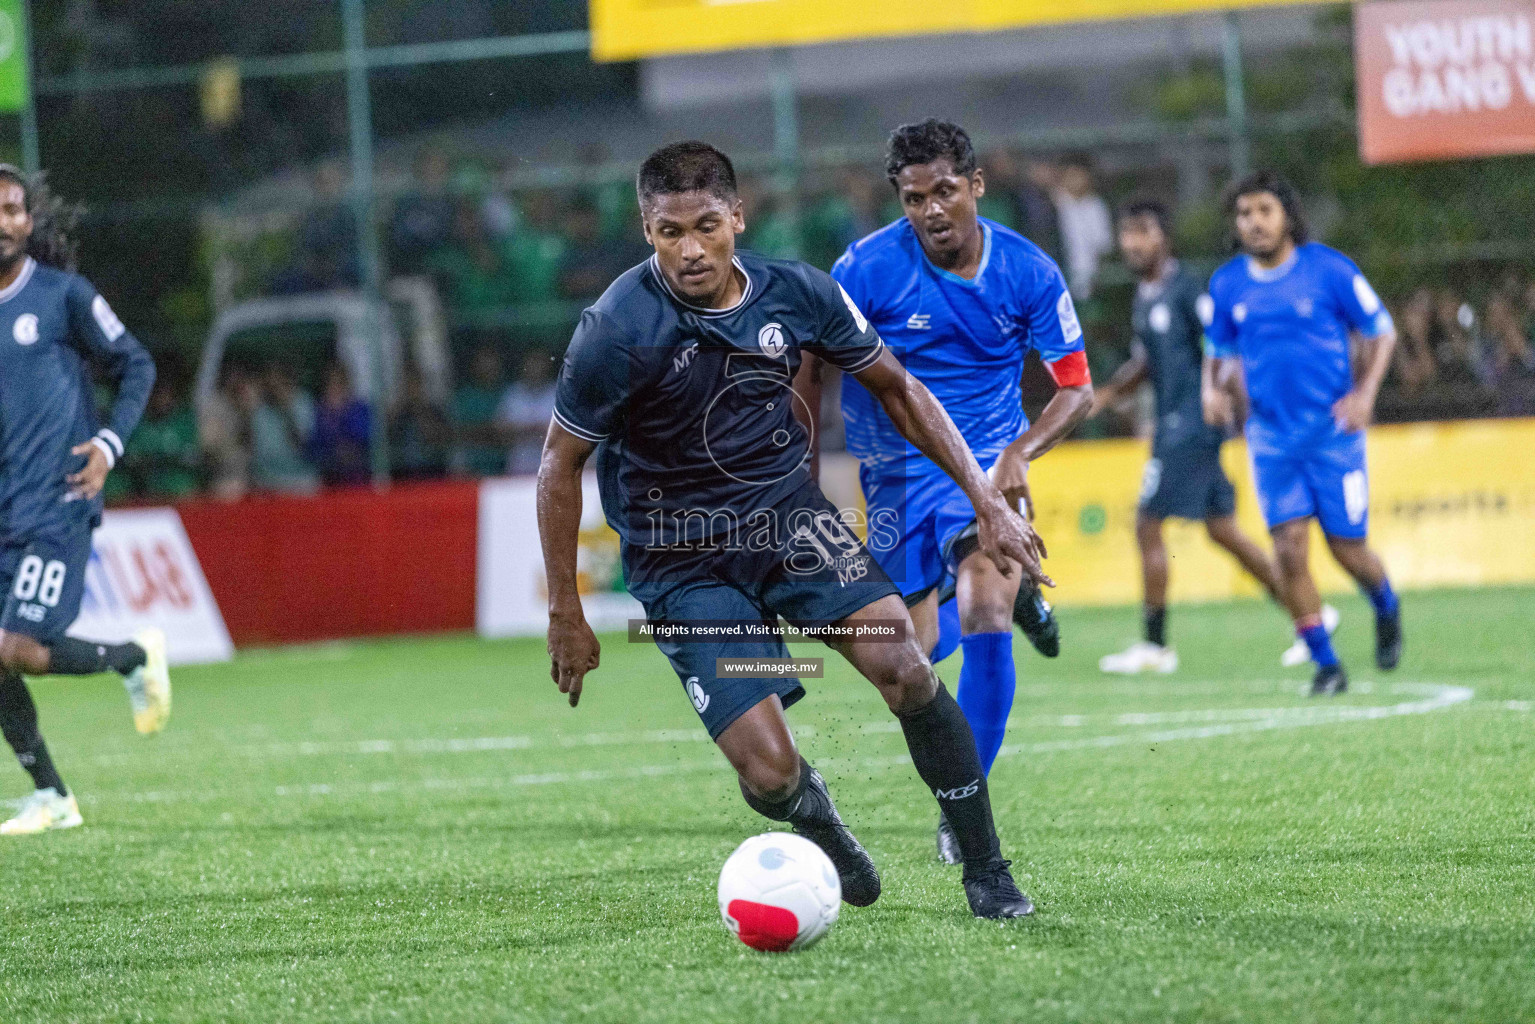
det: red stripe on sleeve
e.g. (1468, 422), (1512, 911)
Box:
(1045, 349), (1091, 387)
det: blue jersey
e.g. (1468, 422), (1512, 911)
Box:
(0, 259), (154, 542)
(1204, 242), (1392, 455)
(832, 217), (1085, 476)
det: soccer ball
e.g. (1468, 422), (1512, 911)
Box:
(718, 832), (841, 952)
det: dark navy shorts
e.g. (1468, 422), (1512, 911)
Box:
(1138, 440), (1237, 522)
(631, 480), (900, 740)
(0, 517), (93, 643)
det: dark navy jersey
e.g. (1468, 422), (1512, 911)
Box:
(554, 250), (884, 577)
(0, 258), (156, 541)
(1130, 260), (1221, 453)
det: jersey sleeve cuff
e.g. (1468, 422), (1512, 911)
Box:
(552, 408), (608, 443)
(831, 338), (885, 375)
(89, 436), (117, 469)
(96, 428), (125, 459)
(1045, 349), (1091, 388)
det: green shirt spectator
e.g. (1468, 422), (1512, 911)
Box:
(453, 345), (510, 477)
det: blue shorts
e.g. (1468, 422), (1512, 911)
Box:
(860, 461), (987, 605)
(1139, 440), (1237, 522)
(632, 480), (899, 740)
(0, 518), (93, 643)
(1250, 432), (1369, 539)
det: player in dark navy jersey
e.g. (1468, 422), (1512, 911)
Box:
(1093, 198), (1291, 675)
(0, 167), (170, 836)
(538, 142), (1047, 919)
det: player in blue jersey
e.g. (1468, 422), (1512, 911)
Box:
(539, 142), (1048, 918)
(0, 167), (169, 836)
(1202, 171), (1402, 696)
(1093, 198), (1307, 675)
(804, 121), (1094, 865)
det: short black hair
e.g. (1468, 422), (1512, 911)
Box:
(1118, 196), (1173, 240)
(0, 164), (80, 271)
(885, 119), (977, 186)
(1225, 169), (1309, 246)
(636, 141), (737, 210)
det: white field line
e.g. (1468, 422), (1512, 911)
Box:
(46, 682), (1485, 809)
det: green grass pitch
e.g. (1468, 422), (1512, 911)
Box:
(1, 586), (1532, 1023)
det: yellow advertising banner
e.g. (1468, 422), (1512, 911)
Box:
(817, 418), (1535, 608)
(591, 0), (1333, 61)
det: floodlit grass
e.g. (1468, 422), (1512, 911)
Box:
(1, 586), (1531, 1022)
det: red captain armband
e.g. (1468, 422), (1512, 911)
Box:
(1045, 350), (1091, 387)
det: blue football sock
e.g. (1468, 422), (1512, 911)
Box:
(955, 631), (1016, 775)
(1299, 620), (1340, 668)
(1364, 577), (1399, 617)
(928, 597), (962, 665)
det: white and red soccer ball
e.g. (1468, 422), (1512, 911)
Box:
(718, 832), (841, 952)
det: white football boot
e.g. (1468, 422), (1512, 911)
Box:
(1, 787), (83, 835)
(123, 628), (171, 735)
(1099, 641), (1179, 675)
(1281, 604), (1340, 668)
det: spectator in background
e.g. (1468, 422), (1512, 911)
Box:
(495, 350), (557, 476)
(1053, 153), (1114, 299)
(1482, 283), (1535, 416)
(308, 362), (373, 485)
(504, 190), (566, 303)
(429, 200), (516, 317)
(559, 197), (629, 301)
(389, 363), (451, 480)
(251, 362), (319, 493)
(453, 345), (509, 476)
(1390, 288), (1439, 393)
(389, 147), (455, 275)
(200, 363), (258, 500)
(273, 159), (360, 294)
(740, 183), (797, 258)
(1431, 289), (1484, 390)
(120, 376), (201, 500)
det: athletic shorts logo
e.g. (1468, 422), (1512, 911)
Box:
(757, 322), (787, 358)
(838, 282), (869, 334)
(685, 676), (710, 713)
(935, 779), (981, 801)
(1149, 303), (1171, 334)
(1056, 290), (1083, 343)
(12, 313), (37, 345)
(1139, 458), (1163, 503)
(1343, 469), (1368, 525)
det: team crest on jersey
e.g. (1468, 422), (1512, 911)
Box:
(12, 313), (38, 345)
(1149, 303), (1172, 333)
(757, 322), (788, 358)
(1233, 303), (1249, 324)
(1293, 298), (1314, 318)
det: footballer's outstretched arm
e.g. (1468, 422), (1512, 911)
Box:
(852, 349), (1051, 586)
(536, 421), (602, 706)
(992, 358), (1094, 518)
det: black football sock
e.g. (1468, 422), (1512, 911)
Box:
(1145, 606), (1167, 647)
(46, 637), (145, 676)
(0, 671), (66, 795)
(738, 756), (842, 828)
(898, 680), (1003, 875)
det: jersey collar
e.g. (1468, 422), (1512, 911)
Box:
(920, 221), (992, 287)
(648, 254), (754, 318)
(1245, 248), (1299, 283)
(1136, 257), (1180, 302)
(0, 257), (36, 304)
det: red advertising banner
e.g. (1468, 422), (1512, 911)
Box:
(1356, 0), (1535, 164)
